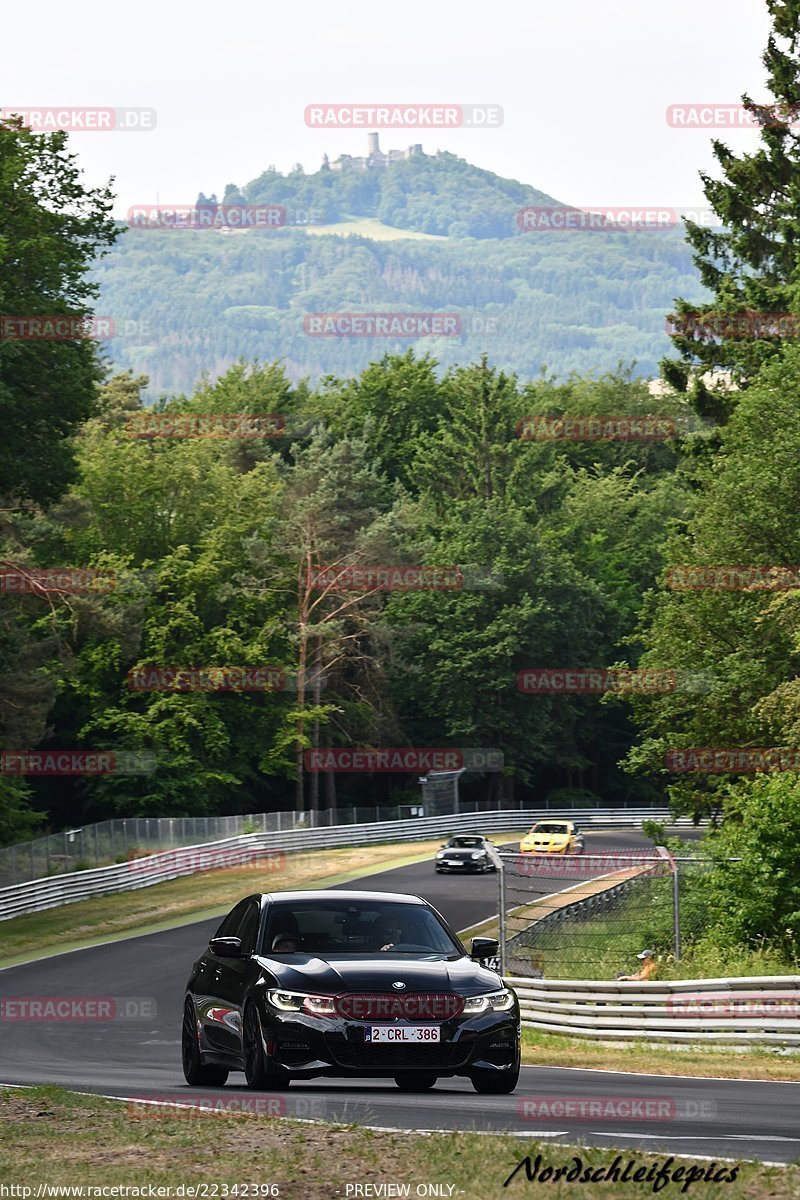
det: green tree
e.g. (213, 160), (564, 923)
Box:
(696, 773), (800, 957)
(0, 119), (116, 842)
(0, 117), (118, 504)
(630, 343), (800, 817)
(662, 0), (800, 421)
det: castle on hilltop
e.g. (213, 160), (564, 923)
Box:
(324, 133), (425, 172)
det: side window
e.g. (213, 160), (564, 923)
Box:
(236, 901), (261, 955)
(213, 899), (249, 942)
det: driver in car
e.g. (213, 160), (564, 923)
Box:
(376, 915), (430, 951)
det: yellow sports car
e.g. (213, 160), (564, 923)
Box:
(519, 820), (584, 855)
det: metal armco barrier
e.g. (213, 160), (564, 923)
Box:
(507, 975), (800, 1045)
(0, 807), (685, 921)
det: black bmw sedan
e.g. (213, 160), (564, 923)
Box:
(182, 889), (520, 1094)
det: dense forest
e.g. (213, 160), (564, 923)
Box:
(97, 151), (707, 395)
(0, 354), (697, 837)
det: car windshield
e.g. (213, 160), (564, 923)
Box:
(532, 823), (569, 834)
(446, 837), (484, 848)
(260, 899), (463, 957)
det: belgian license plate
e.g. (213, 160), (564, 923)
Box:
(365, 1025), (441, 1043)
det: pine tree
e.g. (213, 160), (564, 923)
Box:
(663, 0), (800, 423)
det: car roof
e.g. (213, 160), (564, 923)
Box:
(261, 890), (427, 905)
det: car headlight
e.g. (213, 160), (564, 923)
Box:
(436, 851), (445, 858)
(471, 851), (486, 860)
(462, 990), (515, 1014)
(266, 990), (336, 1016)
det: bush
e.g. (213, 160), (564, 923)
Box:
(696, 774), (800, 959)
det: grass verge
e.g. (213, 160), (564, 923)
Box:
(0, 839), (446, 968)
(521, 1027), (800, 1080)
(1, 1087), (795, 1199)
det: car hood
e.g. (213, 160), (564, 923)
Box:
(254, 954), (500, 995)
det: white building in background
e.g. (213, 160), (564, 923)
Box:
(326, 133), (425, 171)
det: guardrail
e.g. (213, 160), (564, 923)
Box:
(507, 975), (800, 1045)
(0, 807), (684, 921)
(1, 796), (675, 887)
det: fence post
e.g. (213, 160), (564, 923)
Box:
(497, 853), (507, 977)
(673, 859), (681, 962)
(655, 844), (681, 962)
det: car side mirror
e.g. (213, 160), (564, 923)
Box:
(470, 936), (499, 960)
(209, 936), (243, 957)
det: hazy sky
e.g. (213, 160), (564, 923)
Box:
(1, 0), (772, 217)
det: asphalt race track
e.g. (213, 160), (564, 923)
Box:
(2, 827), (799, 1164)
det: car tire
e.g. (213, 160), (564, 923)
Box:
(469, 1050), (520, 1095)
(394, 1073), (437, 1091)
(182, 998), (229, 1087)
(243, 1001), (290, 1091)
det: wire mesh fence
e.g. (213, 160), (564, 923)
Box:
(0, 808), (399, 887)
(500, 848), (717, 980)
(0, 795), (669, 888)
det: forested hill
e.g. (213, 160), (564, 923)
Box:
(97, 151), (707, 396)
(233, 150), (563, 239)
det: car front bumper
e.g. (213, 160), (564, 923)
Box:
(262, 1009), (520, 1079)
(435, 858), (490, 871)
